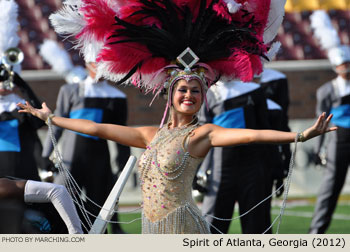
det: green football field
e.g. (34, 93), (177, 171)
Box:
(113, 200), (350, 234)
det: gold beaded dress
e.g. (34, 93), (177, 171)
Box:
(138, 122), (210, 234)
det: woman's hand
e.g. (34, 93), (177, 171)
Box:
(17, 101), (52, 122)
(303, 112), (337, 141)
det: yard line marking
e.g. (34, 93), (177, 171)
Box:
(271, 210), (350, 220)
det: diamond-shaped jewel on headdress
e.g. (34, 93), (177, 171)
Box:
(177, 47), (199, 70)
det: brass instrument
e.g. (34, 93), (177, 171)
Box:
(0, 47), (24, 90)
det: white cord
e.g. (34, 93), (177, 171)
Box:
(47, 118), (141, 228)
(47, 117), (300, 233)
(205, 135), (299, 234)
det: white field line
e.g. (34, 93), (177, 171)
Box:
(271, 209), (350, 220)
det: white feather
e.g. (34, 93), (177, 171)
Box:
(49, 4), (85, 37)
(39, 39), (74, 74)
(265, 41), (281, 61)
(49, 2), (91, 61)
(50, 0), (118, 62)
(105, 0), (122, 11)
(263, 0), (286, 43)
(96, 62), (167, 92)
(80, 37), (104, 63)
(96, 62), (128, 85)
(0, 0), (20, 54)
(63, 0), (82, 6)
(223, 0), (242, 14)
(310, 10), (340, 50)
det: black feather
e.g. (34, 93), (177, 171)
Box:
(109, 0), (266, 82)
(116, 61), (143, 85)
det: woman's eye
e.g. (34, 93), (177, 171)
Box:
(178, 89), (186, 92)
(192, 90), (200, 93)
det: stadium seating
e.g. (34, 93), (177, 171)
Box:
(274, 10), (349, 61)
(14, 1), (350, 69)
(16, 1), (84, 70)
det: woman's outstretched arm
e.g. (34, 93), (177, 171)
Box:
(210, 112), (337, 146)
(192, 112), (337, 157)
(17, 101), (157, 148)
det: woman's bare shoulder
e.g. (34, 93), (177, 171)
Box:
(195, 123), (217, 135)
(187, 124), (216, 157)
(190, 123), (216, 143)
(192, 123), (224, 144)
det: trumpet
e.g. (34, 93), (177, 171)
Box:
(2, 47), (24, 66)
(0, 47), (24, 90)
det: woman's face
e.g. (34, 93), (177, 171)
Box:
(172, 79), (203, 115)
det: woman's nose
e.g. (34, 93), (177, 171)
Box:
(183, 90), (191, 96)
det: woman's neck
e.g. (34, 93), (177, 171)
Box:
(168, 114), (196, 129)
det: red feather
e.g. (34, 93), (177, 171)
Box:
(119, 1), (162, 28)
(97, 42), (168, 75)
(208, 50), (263, 82)
(76, 0), (271, 83)
(77, 0), (116, 41)
(213, 2), (232, 22)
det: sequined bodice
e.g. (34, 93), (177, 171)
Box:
(138, 123), (203, 223)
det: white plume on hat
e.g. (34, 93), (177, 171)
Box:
(39, 39), (87, 83)
(0, 0), (20, 55)
(327, 46), (350, 66)
(310, 10), (350, 66)
(0, 0), (21, 74)
(39, 39), (74, 74)
(310, 10), (340, 50)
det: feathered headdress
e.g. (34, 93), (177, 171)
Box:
(310, 10), (350, 67)
(51, 0), (285, 84)
(50, 0), (285, 125)
(39, 39), (87, 84)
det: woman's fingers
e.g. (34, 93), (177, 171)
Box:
(16, 102), (27, 112)
(17, 101), (35, 114)
(304, 112), (337, 141)
(16, 102), (24, 108)
(322, 113), (337, 133)
(327, 126), (338, 132)
(25, 101), (31, 108)
(324, 114), (333, 128)
(315, 112), (326, 130)
(41, 102), (52, 114)
(326, 113), (333, 121)
(16, 101), (49, 122)
(322, 114), (331, 131)
(315, 113), (323, 126)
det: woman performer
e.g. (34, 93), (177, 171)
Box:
(19, 0), (336, 233)
(17, 79), (335, 234)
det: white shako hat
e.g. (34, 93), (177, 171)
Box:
(327, 45), (350, 66)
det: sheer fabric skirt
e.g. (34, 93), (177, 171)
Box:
(142, 203), (210, 234)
